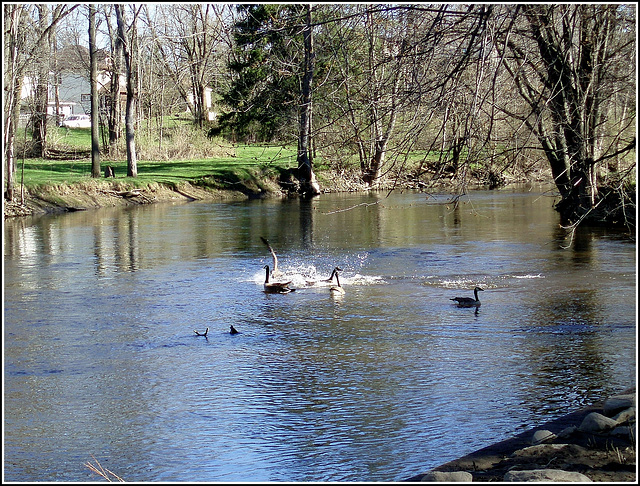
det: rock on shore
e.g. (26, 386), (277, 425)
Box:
(406, 389), (636, 482)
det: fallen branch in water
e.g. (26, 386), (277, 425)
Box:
(194, 327), (209, 337)
(322, 200), (380, 215)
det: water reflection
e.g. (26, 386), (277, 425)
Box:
(92, 209), (140, 275)
(299, 198), (314, 248)
(516, 285), (612, 411)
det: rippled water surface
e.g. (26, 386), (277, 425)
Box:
(4, 186), (636, 481)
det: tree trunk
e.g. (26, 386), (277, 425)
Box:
(89, 4), (101, 178)
(116, 5), (138, 177)
(4, 5), (22, 201)
(521, 5), (615, 224)
(32, 4), (50, 159)
(364, 141), (385, 185)
(54, 75), (61, 127)
(107, 9), (123, 154)
(52, 37), (61, 128)
(200, 85), (209, 124)
(124, 77), (138, 178)
(191, 82), (207, 127)
(4, 89), (20, 201)
(297, 5), (320, 198)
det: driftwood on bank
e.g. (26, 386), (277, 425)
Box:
(45, 148), (92, 160)
(100, 188), (155, 203)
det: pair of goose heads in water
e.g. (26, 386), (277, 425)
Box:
(263, 265), (345, 295)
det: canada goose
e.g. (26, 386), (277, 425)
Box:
(260, 237), (284, 278)
(263, 265), (295, 294)
(306, 266), (343, 286)
(330, 269), (345, 295)
(327, 266), (342, 282)
(305, 266), (343, 286)
(230, 325), (239, 335)
(450, 287), (484, 306)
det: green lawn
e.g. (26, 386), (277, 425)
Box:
(15, 126), (299, 189)
(48, 125), (95, 148)
(17, 150), (298, 188)
(14, 125), (437, 191)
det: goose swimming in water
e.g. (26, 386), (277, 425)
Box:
(230, 325), (239, 335)
(327, 267), (342, 282)
(263, 265), (295, 294)
(305, 266), (342, 286)
(450, 287), (484, 307)
(330, 268), (345, 295)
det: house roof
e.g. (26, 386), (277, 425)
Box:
(54, 45), (110, 73)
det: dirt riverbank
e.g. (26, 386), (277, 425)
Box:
(3, 180), (251, 219)
(2, 168), (368, 219)
(3, 167), (547, 220)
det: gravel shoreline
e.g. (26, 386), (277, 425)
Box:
(405, 388), (636, 482)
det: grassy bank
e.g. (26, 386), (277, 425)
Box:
(16, 145), (298, 187)
(4, 147), (302, 217)
(6, 126), (301, 217)
(5, 125), (546, 219)
(16, 125), (298, 187)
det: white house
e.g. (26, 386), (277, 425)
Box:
(187, 87), (217, 120)
(21, 73), (83, 117)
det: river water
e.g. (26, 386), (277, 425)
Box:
(3, 185), (636, 482)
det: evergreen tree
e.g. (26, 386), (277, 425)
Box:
(215, 4), (306, 142)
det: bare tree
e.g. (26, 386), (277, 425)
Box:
(101, 5), (123, 155)
(89, 4), (100, 177)
(115, 4), (139, 177)
(31, 4), (72, 157)
(3, 3), (78, 201)
(178, 4), (220, 127)
(31, 4), (50, 159)
(298, 4), (320, 197)
(319, 5), (491, 187)
(3, 5), (25, 201)
(143, 4), (229, 127)
(492, 4), (636, 224)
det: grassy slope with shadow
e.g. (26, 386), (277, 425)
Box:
(6, 140), (300, 217)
